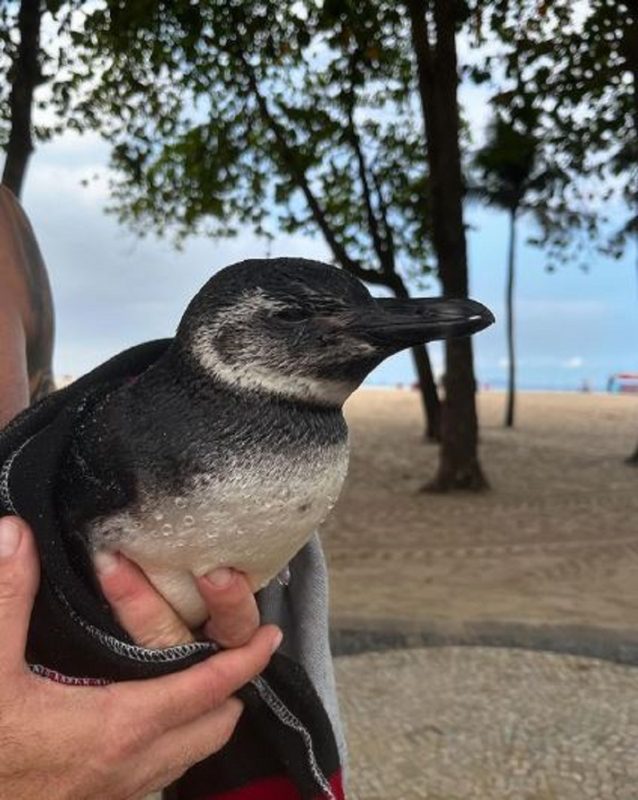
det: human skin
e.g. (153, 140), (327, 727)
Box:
(0, 185), (55, 417)
(0, 188), (275, 798)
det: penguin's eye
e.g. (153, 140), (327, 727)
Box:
(272, 308), (311, 323)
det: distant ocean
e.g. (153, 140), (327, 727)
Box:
(365, 382), (610, 393)
(366, 373), (638, 394)
(361, 349), (638, 395)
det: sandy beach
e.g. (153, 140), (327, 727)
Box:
(323, 388), (638, 638)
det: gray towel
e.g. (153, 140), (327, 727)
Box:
(259, 534), (347, 764)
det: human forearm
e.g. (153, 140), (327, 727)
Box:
(0, 303), (29, 427)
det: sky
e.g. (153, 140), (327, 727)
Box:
(17, 65), (638, 393)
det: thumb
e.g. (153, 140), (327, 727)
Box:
(0, 516), (40, 675)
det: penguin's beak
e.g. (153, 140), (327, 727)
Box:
(352, 297), (495, 348)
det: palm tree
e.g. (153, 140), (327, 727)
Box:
(613, 214), (638, 465)
(471, 115), (539, 428)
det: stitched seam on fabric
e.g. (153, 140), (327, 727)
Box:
(54, 586), (216, 663)
(29, 663), (112, 686)
(252, 676), (336, 800)
(0, 390), (95, 514)
(0, 433), (37, 515)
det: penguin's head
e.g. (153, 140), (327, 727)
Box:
(177, 258), (494, 407)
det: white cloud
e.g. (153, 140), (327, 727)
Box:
(564, 356), (584, 369)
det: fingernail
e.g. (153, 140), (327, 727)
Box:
(94, 550), (119, 576)
(0, 518), (22, 559)
(270, 629), (283, 654)
(206, 567), (234, 588)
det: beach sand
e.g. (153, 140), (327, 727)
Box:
(323, 389), (638, 637)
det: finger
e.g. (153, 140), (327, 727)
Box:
(140, 698), (244, 788)
(96, 551), (194, 648)
(115, 624), (281, 733)
(0, 516), (40, 674)
(197, 569), (260, 648)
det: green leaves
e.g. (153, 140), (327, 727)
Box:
(471, 114), (540, 213)
(29, 0), (434, 288)
(473, 0), (638, 266)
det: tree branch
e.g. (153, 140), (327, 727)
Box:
(238, 55), (383, 284)
(343, 75), (393, 277)
(370, 166), (397, 269)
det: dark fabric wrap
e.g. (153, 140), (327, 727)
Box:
(0, 340), (343, 800)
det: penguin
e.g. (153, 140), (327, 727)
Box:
(56, 258), (494, 628)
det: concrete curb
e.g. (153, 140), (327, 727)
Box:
(330, 617), (638, 666)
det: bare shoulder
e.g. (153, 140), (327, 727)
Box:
(0, 185), (55, 402)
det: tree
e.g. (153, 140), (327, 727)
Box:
(1, 1), (77, 197)
(1, 0), (44, 198)
(405, 0), (488, 489)
(471, 114), (539, 428)
(478, 0), (638, 461)
(53, 0), (446, 439)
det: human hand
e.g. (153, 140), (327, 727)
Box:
(96, 551), (261, 650)
(0, 516), (281, 800)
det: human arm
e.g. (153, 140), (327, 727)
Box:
(0, 184), (54, 427)
(0, 290), (29, 428)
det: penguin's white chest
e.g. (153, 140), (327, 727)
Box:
(93, 441), (349, 626)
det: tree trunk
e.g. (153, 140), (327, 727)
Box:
(410, 345), (441, 441)
(2, 0), (42, 198)
(504, 208), (517, 428)
(390, 280), (441, 440)
(406, 0), (488, 490)
(626, 33), (638, 462)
